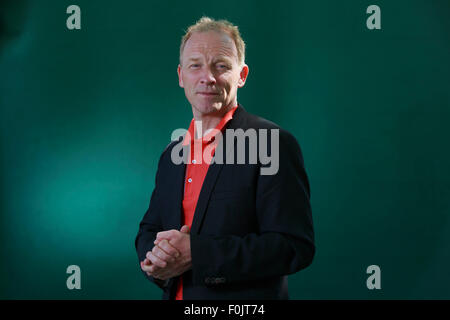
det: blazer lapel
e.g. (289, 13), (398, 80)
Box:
(189, 147), (226, 235)
(190, 165), (222, 235)
(169, 137), (187, 230)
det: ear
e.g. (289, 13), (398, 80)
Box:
(237, 64), (249, 88)
(177, 64), (184, 88)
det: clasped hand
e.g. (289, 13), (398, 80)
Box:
(140, 225), (192, 281)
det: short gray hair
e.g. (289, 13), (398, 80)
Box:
(179, 16), (246, 66)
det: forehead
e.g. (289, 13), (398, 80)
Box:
(182, 31), (238, 61)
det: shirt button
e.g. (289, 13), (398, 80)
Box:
(192, 159), (197, 164)
(188, 178), (192, 183)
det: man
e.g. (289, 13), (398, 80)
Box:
(135, 17), (314, 300)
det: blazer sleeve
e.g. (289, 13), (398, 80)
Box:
(190, 129), (315, 285)
(135, 148), (170, 290)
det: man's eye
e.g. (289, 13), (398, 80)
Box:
(218, 64), (229, 69)
(190, 64), (200, 68)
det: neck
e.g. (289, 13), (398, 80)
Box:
(192, 103), (236, 139)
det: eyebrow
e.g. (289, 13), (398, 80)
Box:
(186, 56), (233, 64)
(213, 56), (233, 63)
(214, 58), (232, 64)
(187, 57), (202, 62)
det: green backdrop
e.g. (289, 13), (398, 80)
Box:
(1, 0), (449, 299)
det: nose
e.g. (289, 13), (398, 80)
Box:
(199, 67), (216, 85)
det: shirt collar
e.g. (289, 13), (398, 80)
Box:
(182, 105), (238, 146)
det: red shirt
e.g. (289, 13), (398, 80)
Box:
(175, 105), (237, 300)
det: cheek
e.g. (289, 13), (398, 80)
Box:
(228, 72), (241, 86)
(223, 78), (237, 94)
(217, 76), (233, 91)
(184, 75), (198, 91)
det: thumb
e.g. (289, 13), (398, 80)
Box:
(180, 225), (190, 234)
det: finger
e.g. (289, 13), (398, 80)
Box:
(146, 251), (167, 268)
(157, 240), (180, 258)
(140, 259), (150, 269)
(141, 261), (154, 273)
(152, 243), (176, 262)
(154, 238), (169, 246)
(157, 267), (181, 281)
(154, 237), (169, 245)
(151, 265), (169, 280)
(153, 266), (176, 280)
(144, 263), (161, 274)
(149, 264), (160, 273)
(180, 225), (190, 234)
(156, 230), (177, 240)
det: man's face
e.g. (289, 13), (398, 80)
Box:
(177, 31), (249, 117)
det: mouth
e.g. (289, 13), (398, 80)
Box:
(197, 92), (220, 96)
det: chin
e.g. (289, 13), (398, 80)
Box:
(195, 101), (223, 115)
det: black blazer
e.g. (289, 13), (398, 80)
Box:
(135, 105), (315, 300)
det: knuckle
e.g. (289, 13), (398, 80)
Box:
(161, 251), (169, 260)
(149, 254), (158, 264)
(160, 242), (171, 253)
(158, 247), (168, 257)
(155, 252), (164, 260)
(164, 247), (177, 258)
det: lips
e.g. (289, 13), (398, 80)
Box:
(197, 91), (219, 95)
